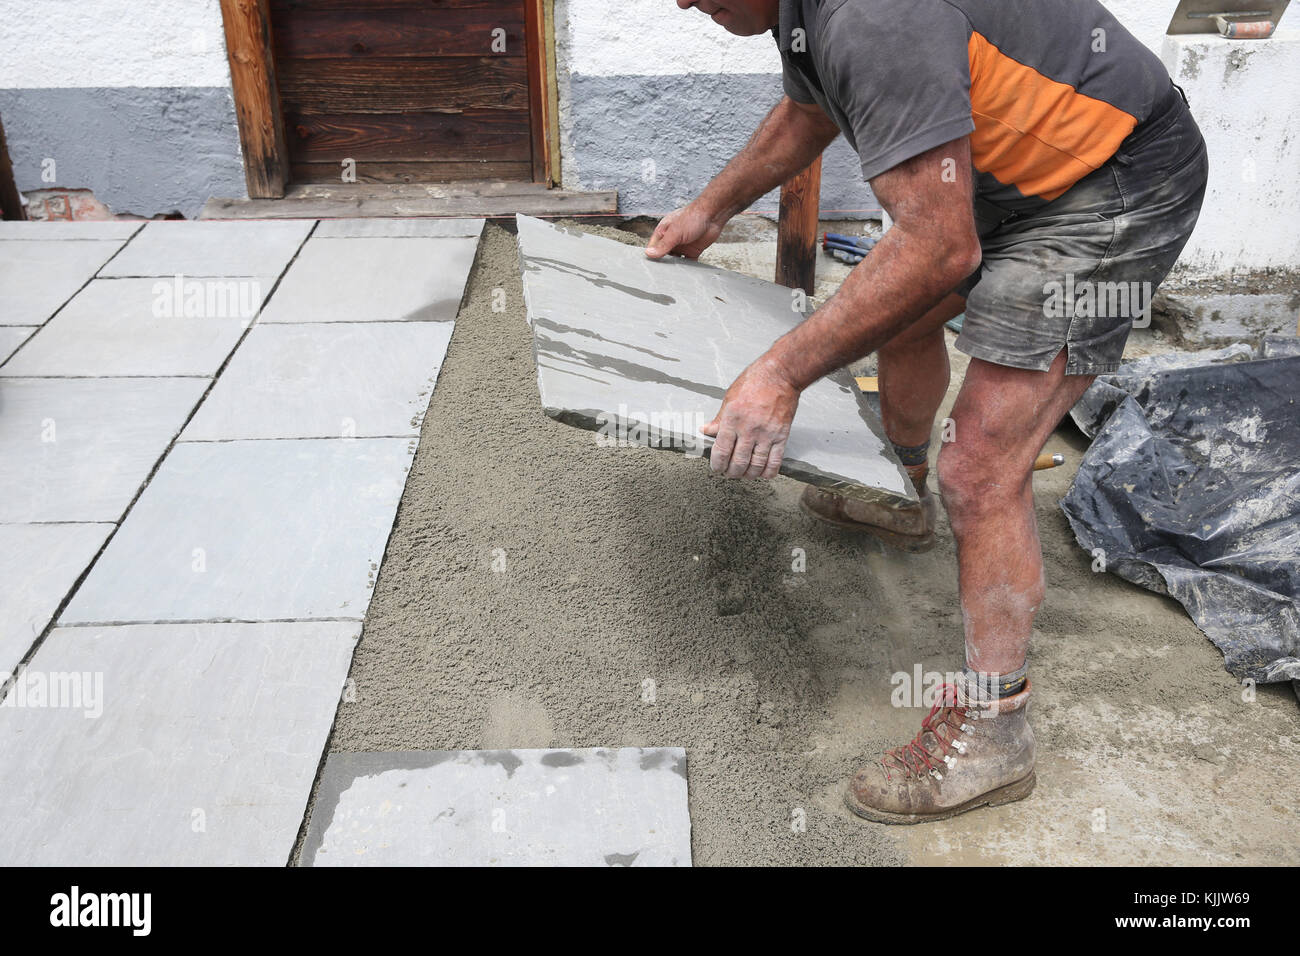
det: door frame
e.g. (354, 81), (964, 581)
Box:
(219, 0), (559, 199)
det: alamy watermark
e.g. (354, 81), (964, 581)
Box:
(1043, 274), (1153, 328)
(595, 405), (709, 457)
(152, 274), (262, 324)
(2, 669), (103, 718)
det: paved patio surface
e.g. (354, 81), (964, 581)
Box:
(0, 218), (480, 865)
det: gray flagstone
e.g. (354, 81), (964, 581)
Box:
(515, 215), (913, 502)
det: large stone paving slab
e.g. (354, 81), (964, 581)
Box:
(515, 215), (914, 502)
(313, 217), (484, 239)
(0, 523), (113, 676)
(181, 322), (454, 440)
(301, 748), (691, 867)
(260, 236), (478, 324)
(0, 278), (252, 378)
(61, 438), (411, 624)
(0, 221), (142, 241)
(0, 239), (125, 326)
(0, 377), (208, 522)
(0, 620), (359, 866)
(99, 219), (312, 280)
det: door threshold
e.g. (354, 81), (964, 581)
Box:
(201, 182), (617, 221)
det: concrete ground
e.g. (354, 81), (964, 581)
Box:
(312, 218), (1300, 866)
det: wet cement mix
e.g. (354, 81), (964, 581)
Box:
(315, 222), (1300, 867)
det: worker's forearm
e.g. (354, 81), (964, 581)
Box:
(695, 97), (838, 222)
(764, 225), (976, 391)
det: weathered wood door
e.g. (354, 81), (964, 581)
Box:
(269, 0), (547, 185)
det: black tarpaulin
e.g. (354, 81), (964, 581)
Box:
(1062, 353), (1300, 684)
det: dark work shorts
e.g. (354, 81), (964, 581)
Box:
(954, 84), (1209, 376)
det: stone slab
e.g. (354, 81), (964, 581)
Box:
(0, 221), (143, 241)
(181, 322), (454, 440)
(0, 377), (208, 522)
(0, 523), (113, 676)
(302, 748), (691, 867)
(259, 236), (478, 324)
(98, 219), (312, 280)
(0, 239), (125, 325)
(0, 621), (359, 866)
(312, 217), (485, 239)
(0, 326), (35, 364)
(61, 438), (411, 624)
(515, 215), (913, 501)
(0, 278), (252, 378)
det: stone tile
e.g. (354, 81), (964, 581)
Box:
(0, 326), (35, 364)
(0, 621), (359, 866)
(0, 523), (113, 675)
(99, 219), (312, 280)
(0, 377), (208, 523)
(61, 438), (411, 624)
(313, 217), (484, 239)
(0, 278), (253, 378)
(515, 215), (914, 502)
(302, 748), (691, 867)
(260, 237), (478, 324)
(0, 239), (125, 326)
(182, 322), (454, 441)
(0, 221), (143, 241)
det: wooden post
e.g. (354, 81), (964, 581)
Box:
(775, 155), (821, 294)
(220, 0), (289, 199)
(0, 112), (26, 221)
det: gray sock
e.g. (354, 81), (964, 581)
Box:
(962, 664), (1028, 701)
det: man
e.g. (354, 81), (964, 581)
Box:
(647, 0), (1207, 823)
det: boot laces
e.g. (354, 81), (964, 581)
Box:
(881, 683), (972, 781)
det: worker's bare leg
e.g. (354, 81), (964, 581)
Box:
(877, 292), (965, 452)
(845, 349), (1094, 824)
(939, 349), (1093, 674)
(800, 293), (964, 549)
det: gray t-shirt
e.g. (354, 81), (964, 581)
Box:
(777, 0), (1173, 210)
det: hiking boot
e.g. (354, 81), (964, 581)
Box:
(846, 680), (1036, 824)
(799, 484), (938, 552)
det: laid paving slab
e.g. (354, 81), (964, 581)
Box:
(61, 437), (411, 624)
(0, 523), (113, 676)
(181, 322), (454, 441)
(0, 326), (35, 364)
(0, 239), (125, 326)
(0, 377), (208, 523)
(0, 221), (143, 241)
(0, 620), (359, 866)
(98, 219), (312, 280)
(515, 215), (913, 502)
(302, 748), (691, 867)
(0, 278), (252, 378)
(313, 217), (484, 239)
(260, 236), (478, 324)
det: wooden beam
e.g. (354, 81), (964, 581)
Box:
(524, 0), (551, 185)
(221, 0), (290, 199)
(775, 155), (822, 294)
(0, 111), (25, 221)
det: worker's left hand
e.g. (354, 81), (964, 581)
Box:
(702, 357), (800, 479)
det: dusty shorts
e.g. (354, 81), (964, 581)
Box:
(954, 83), (1209, 376)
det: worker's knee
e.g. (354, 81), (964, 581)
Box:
(936, 437), (1019, 519)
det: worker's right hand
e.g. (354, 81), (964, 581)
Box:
(645, 203), (726, 260)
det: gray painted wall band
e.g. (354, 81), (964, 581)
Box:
(0, 86), (245, 220)
(566, 72), (878, 218)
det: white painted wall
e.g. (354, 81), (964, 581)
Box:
(1162, 35), (1300, 274)
(0, 0), (231, 89)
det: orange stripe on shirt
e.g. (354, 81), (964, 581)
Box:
(967, 32), (1137, 201)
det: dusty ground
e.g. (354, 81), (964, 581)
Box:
(308, 219), (1300, 866)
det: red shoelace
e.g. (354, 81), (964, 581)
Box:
(881, 682), (970, 781)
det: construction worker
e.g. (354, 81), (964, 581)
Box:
(646, 0), (1207, 823)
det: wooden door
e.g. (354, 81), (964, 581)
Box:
(266, 0), (548, 186)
